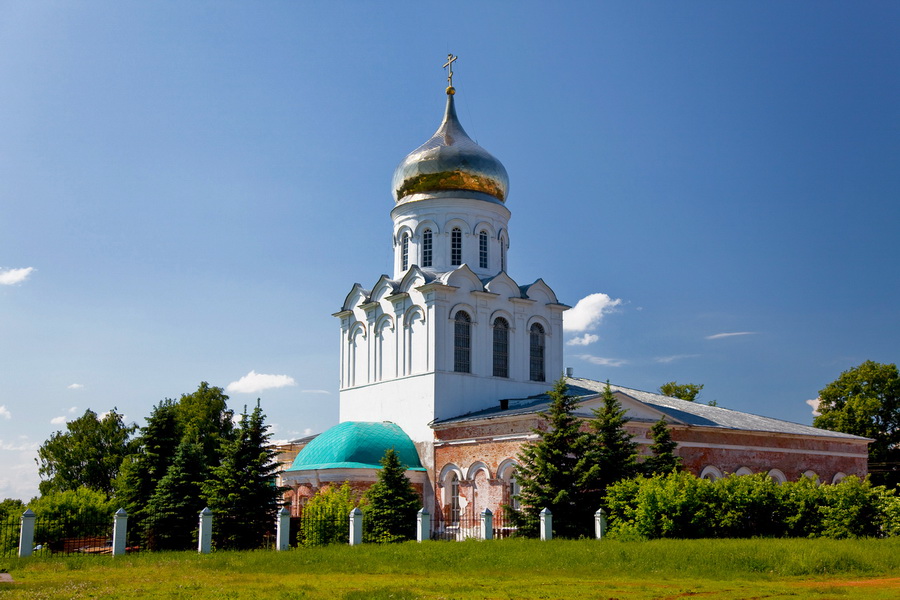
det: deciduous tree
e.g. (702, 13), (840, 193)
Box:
(659, 382), (704, 402)
(813, 361), (900, 488)
(36, 409), (137, 498)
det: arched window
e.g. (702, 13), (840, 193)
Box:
(451, 228), (462, 266)
(454, 311), (471, 373)
(449, 472), (460, 524)
(401, 232), (409, 271)
(422, 228), (433, 267)
(500, 238), (507, 272)
(493, 317), (509, 378)
(529, 323), (545, 382)
(508, 471), (520, 510)
(479, 230), (488, 269)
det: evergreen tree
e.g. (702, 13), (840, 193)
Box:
(588, 381), (638, 502)
(642, 417), (682, 476)
(202, 401), (281, 550)
(143, 438), (207, 550)
(509, 378), (596, 538)
(363, 448), (421, 543)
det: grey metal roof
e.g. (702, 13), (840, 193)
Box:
(431, 377), (868, 441)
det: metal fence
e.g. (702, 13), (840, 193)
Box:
(30, 513), (116, 556)
(431, 509), (516, 541)
(0, 518), (19, 558)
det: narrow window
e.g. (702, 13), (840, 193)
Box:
(508, 472), (520, 510)
(493, 317), (509, 378)
(529, 323), (545, 382)
(454, 310), (471, 373)
(422, 228), (433, 267)
(401, 232), (409, 271)
(451, 228), (462, 266)
(479, 231), (488, 269)
(500, 237), (507, 272)
(450, 473), (460, 524)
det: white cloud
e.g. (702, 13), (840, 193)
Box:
(303, 427), (313, 436)
(67, 383), (84, 390)
(563, 293), (622, 333)
(705, 331), (756, 340)
(0, 406), (10, 420)
(226, 370), (297, 394)
(566, 334), (599, 347)
(655, 354), (700, 364)
(0, 267), (34, 285)
(50, 416), (67, 425)
(576, 354), (627, 367)
(301, 389), (331, 395)
(806, 398), (821, 417)
(68, 406), (78, 414)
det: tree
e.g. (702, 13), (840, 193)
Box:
(27, 488), (116, 550)
(142, 439), (207, 550)
(813, 361), (900, 488)
(659, 382), (704, 402)
(363, 448), (421, 543)
(202, 401), (281, 550)
(509, 378), (596, 538)
(642, 418), (682, 476)
(299, 482), (358, 546)
(36, 408), (137, 498)
(588, 381), (639, 500)
(115, 382), (235, 538)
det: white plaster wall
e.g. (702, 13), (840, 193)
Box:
(391, 194), (511, 280)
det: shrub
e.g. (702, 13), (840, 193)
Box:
(298, 483), (357, 547)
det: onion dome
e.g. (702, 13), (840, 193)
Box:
(288, 421), (425, 471)
(392, 90), (509, 203)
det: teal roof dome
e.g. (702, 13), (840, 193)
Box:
(288, 421), (425, 471)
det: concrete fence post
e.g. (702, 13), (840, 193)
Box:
(112, 508), (128, 556)
(539, 507), (552, 541)
(18, 509), (35, 558)
(198, 507), (213, 554)
(416, 508), (430, 542)
(276, 507), (291, 551)
(349, 507), (363, 546)
(594, 508), (607, 540)
(481, 508), (493, 541)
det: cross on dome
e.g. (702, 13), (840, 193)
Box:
(443, 54), (457, 94)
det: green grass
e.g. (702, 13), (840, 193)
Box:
(1, 538), (899, 599)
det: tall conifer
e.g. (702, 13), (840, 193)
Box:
(363, 448), (421, 542)
(588, 381), (638, 502)
(510, 378), (595, 538)
(642, 417), (682, 476)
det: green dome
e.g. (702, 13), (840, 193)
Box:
(288, 421), (425, 472)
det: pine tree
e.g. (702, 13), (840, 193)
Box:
(642, 417), (682, 476)
(143, 438), (207, 550)
(363, 448), (421, 543)
(202, 401), (281, 550)
(588, 381), (638, 502)
(509, 378), (596, 538)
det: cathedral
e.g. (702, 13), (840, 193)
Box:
(280, 60), (869, 527)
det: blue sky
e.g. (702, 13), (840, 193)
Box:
(1, 2), (898, 500)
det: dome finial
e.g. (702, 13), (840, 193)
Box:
(443, 53), (457, 95)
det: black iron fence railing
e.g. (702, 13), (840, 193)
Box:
(431, 510), (516, 541)
(0, 517), (19, 558)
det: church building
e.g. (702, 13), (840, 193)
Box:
(280, 59), (869, 528)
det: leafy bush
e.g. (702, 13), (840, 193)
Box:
(606, 472), (899, 540)
(298, 482), (357, 547)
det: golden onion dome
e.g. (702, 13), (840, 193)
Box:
(392, 90), (509, 203)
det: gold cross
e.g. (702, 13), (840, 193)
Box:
(443, 54), (458, 87)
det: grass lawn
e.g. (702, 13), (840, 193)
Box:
(1, 538), (899, 599)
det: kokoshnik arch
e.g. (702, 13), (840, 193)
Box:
(280, 57), (869, 524)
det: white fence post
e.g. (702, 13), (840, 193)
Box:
(539, 507), (552, 541)
(18, 509), (35, 558)
(198, 507), (213, 554)
(276, 507), (291, 551)
(112, 508), (128, 556)
(481, 508), (493, 541)
(416, 508), (430, 542)
(349, 507), (363, 546)
(594, 508), (607, 540)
